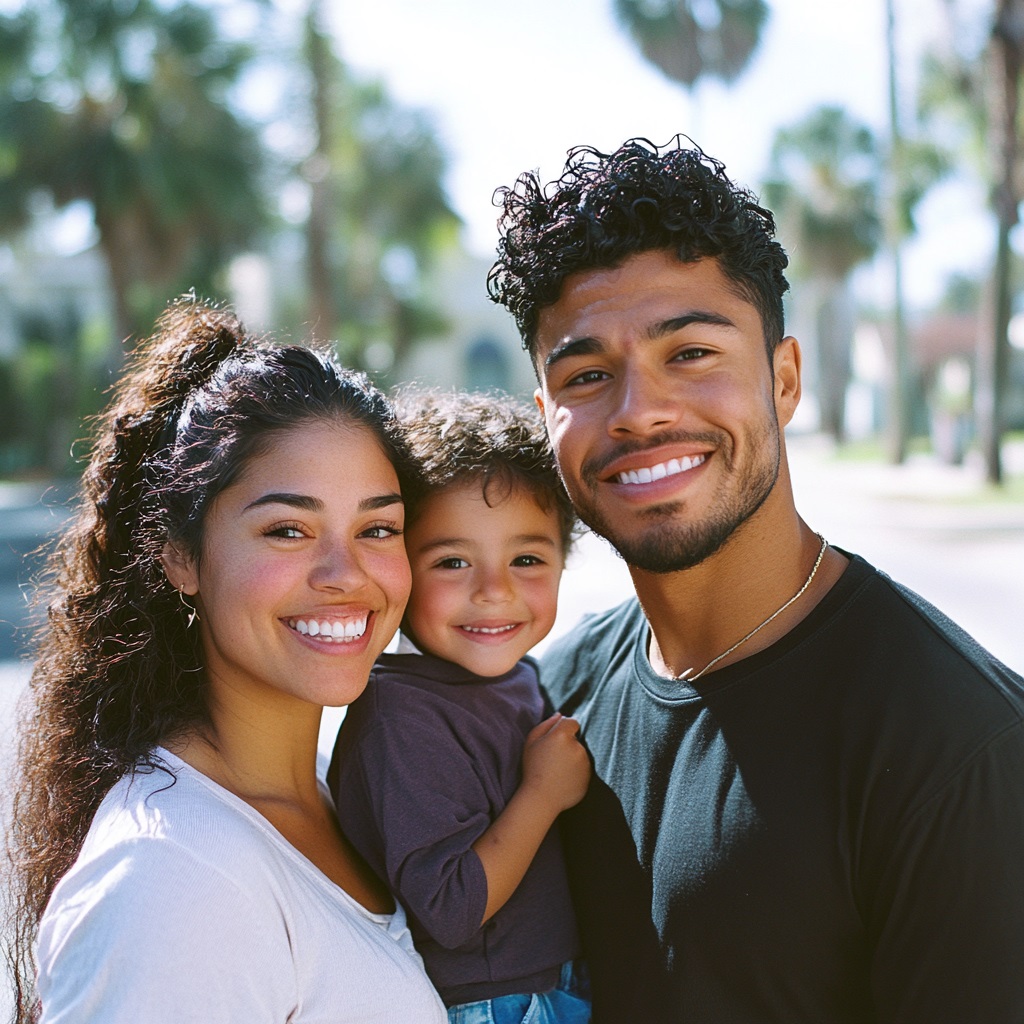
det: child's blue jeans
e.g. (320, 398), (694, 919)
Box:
(446, 961), (590, 1024)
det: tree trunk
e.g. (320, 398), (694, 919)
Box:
(977, 0), (1023, 485)
(95, 225), (133, 369)
(816, 282), (854, 442)
(884, 0), (911, 464)
(304, 0), (337, 342)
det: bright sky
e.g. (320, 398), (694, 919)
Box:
(1, 0), (1002, 309)
(324, 0), (998, 310)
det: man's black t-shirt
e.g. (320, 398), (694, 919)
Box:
(542, 553), (1024, 1023)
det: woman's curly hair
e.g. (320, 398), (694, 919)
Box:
(3, 296), (409, 1022)
(393, 388), (576, 556)
(487, 136), (790, 361)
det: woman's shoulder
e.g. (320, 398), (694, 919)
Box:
(83, 751), (272, 864)
(37, 758), (299, 1022)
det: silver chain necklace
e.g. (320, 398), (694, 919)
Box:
(676, 533), (829, 682)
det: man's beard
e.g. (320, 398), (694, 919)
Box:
(570, 425), (781, 574)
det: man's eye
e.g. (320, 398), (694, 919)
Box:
(673, 347), (710, 361)
(566, 369), (609, 386)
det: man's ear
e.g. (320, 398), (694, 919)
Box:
(534, 387), (545, 418)
(773, 336), (802, 428)
(160, 542), (199, 596)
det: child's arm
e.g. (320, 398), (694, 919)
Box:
(471, 712), (591, 924)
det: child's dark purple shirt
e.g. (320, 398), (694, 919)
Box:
(329, 650), (581, 1006)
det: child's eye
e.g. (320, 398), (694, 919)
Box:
(435, 557), (469, 570)
(512, 554), (545, 567)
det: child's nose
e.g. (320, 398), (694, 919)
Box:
(473, 565), (514, 603)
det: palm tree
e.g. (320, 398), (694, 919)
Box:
(920, 0), (1024, 484)
(0, 0), (268, 349)
(979, 0), (1023, 484)
(292, 7), (460, 373)
(613, 0), (769, 87)
(763, 107), (883, 441)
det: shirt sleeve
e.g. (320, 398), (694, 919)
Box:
(37, 838), (295, 1023)
(333, 706), (491, 950)
(867, 722), (1024, 1022)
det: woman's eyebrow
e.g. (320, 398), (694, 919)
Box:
(244, 492), (322, 513)
(244, 492), (404, 513)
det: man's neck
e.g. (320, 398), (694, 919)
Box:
(634, 515), (844, 681)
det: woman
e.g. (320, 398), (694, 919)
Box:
(5, 299), (447, 1023)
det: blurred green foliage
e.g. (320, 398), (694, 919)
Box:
(0, 0), (460, 476)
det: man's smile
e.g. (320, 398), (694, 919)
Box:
(614, 453), (706, 486)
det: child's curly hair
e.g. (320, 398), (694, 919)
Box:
(394, 388), (576, 555)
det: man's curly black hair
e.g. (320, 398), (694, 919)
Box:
(487, 136), (790, 363)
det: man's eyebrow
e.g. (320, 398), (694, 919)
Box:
(243, 492), (403, 513)
(543, 336), (603, 371)
(648, 311), (736, 338)
(544, 310), (737, 371)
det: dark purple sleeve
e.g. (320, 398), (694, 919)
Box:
(334, 702), (492, 949)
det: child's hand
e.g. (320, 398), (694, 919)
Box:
(520, 713), (591, 814)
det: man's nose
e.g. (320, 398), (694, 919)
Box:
(607, 365), (680, 437)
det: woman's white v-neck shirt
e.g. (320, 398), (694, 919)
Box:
(37, 747), (447, 1023)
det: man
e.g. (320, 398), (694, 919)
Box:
(487, 137), (1024, 1023)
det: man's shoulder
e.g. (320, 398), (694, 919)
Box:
(817, 554), (1024, 754)
(540, 596), (644, 706)
(544, 595), (644, 659)
(843, 553), (1022, 683)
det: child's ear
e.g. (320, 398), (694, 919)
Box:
(160, 542), (199, 596)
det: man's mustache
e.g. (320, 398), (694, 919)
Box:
(580, 430), (725, 488)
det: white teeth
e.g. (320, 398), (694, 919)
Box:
(462, 624), (516, 635)
(616, 453), (705, 486)
(289, 615), (368, 643)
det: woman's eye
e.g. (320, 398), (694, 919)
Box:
(266, 524), (305, 539)
(361, 524), (403, 540)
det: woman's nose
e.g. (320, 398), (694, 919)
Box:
(310, 538), (369, 592)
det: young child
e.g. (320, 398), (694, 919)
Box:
(329, 390), (592, 1024)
